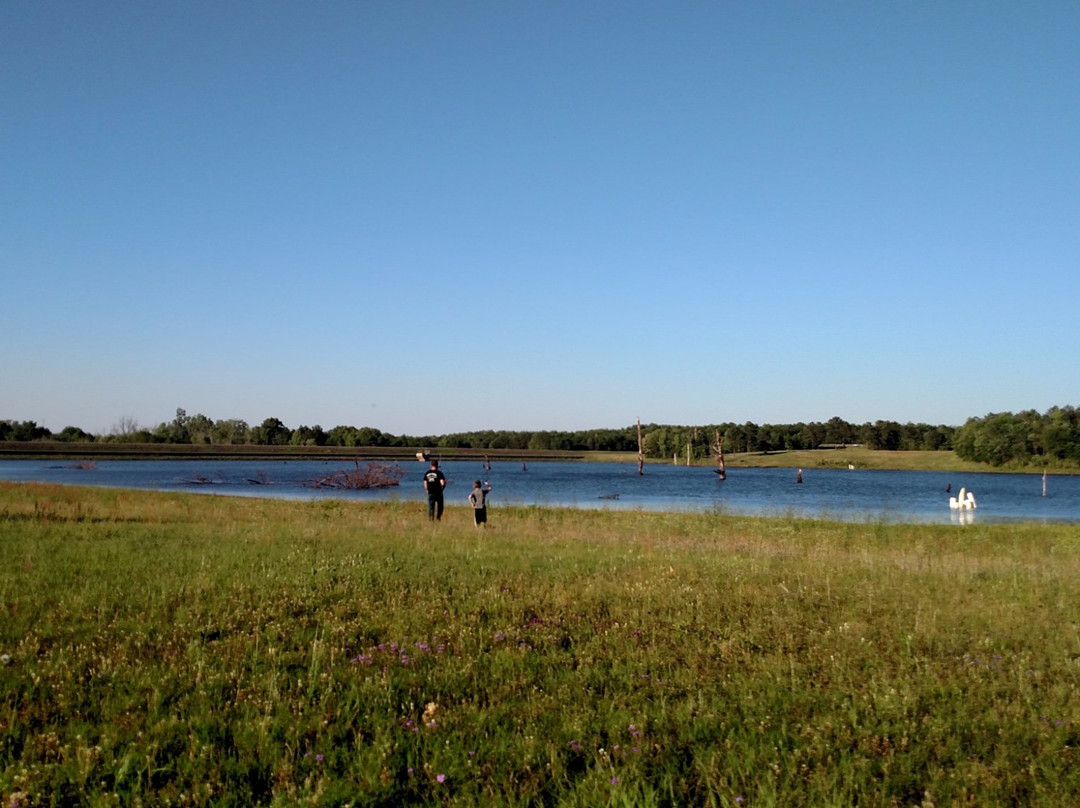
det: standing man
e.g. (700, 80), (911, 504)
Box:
(423, 459), (447, 521)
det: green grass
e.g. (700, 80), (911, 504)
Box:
(590, 447), (1070, 474)
(3, 482), (1080, 806)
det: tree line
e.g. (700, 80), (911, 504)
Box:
(953, 406), (1080, 467)
(2, 409), (951, 457)
(4, 406), (1077, 466)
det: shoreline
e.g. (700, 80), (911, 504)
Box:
(1, 441), (1075, 475)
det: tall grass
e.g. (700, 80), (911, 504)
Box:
(2, 482), (1080, 806)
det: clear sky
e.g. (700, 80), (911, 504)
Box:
(3, 1), (1078, 436)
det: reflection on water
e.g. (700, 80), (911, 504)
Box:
(1, 459), (1078, 525)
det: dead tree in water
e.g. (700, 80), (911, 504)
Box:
(637, 417), (644, 476)
(309, 460), (404, 489)
(712, 429), (726, 480)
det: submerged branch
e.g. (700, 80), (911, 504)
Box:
(308, 460), (404, 490)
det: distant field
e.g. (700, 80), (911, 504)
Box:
(589, 447), (1063, 474)
(717, 447), (998, 473)
(3, 482), (1080, 805)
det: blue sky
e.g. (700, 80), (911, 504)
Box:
(3, 1), (1078, 436)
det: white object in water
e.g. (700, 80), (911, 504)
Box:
(949, 487), (977, 510)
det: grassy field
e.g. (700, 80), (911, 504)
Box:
(590, 448), (1064, 474)
(3, 483), (1080, 806)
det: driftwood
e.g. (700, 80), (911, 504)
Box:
(309, 460), (404, 490)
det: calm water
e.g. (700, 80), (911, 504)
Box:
(2, 458), (1080, 525)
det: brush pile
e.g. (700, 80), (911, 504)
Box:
(308, 460), (404, 489)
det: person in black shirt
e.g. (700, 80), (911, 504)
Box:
(423, 460), (447, 521)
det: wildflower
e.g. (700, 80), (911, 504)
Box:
(436, 773), (446, 784)
(315, 754), (324, 763)
(610, 777), (620, 785)
(568, 740), (583, 754)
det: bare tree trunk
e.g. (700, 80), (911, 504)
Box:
(713, 429), (726, 480)
(637, 417), (644, 476)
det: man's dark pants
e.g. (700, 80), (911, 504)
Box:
(428, 495), (444, 521)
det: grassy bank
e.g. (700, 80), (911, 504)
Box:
(590, 447), (1070, 474)
(3, 483), (1080, 806)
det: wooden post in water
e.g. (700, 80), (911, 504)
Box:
(637, 418), (644, 476)
(1043, 468), (1048, 497)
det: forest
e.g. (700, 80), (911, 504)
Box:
(3, 406), (1077, 467)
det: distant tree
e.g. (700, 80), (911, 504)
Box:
(955, 412), (1028, 466)
(154, 408), (192, 444)
(1043, 406), (1080, 462)
(211, 419), (249, 445)
(108, 416), (146, 443)
(861, 420), (901, 451)
(919, 425), (953, 451)
(438, 433), (469, 449)
(55, 425), (94, 442)
(742, 422), (760, 453)
(187, 413), (214, 444)
(251, 418), (291, 446)
(356, 427), (385, 446)
(0, 420), (52, 441)
(290, 425), (328, 447)
(822, 416), (857, 446)
(326, 425), (361, 446)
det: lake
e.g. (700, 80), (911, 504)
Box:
(2, 458), (1079, 525)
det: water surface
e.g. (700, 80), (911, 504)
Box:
(2, 458), (1078, 525)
